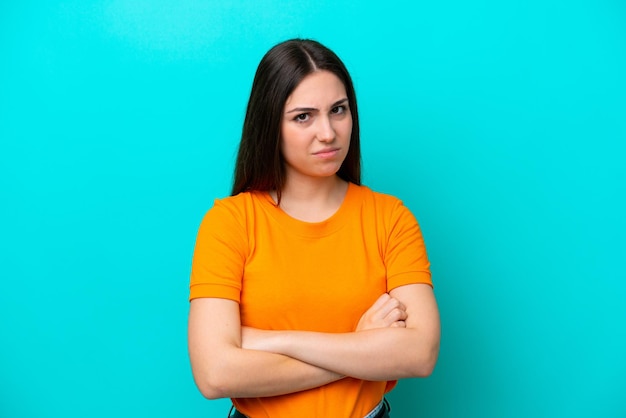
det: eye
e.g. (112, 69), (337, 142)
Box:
(294, 113), (310, 123)
(331, 105), (346, 115)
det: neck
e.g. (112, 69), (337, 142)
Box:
(272, 175), (349, 222)
(282, 174), (344, 201)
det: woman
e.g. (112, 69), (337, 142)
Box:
(188, 39), (440, 418)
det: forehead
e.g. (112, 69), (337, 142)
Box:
(284, 71), (347, 107)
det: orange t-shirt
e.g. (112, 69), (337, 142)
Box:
(190, 183), (431, 418)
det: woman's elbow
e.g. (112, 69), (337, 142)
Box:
(192, 368), (232, 400)
(408, 342), (440, 378)
(414, 354), (437, 377)
(197, 381), (227, 400)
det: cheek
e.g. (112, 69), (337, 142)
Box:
(279, 127), (302, 157)
(340, 117), (353, 138)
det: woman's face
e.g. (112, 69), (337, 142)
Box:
(280, 70), (352, 183)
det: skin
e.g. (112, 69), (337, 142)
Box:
(280, 71), (351, 189)
(188, 70), (441, 400)
(273, 70), (353, 222)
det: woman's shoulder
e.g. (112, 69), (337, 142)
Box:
(213, 190), (256, 207)
(352, 183), (404, 208)
(351, 183), (420, 225)
(201, 191), (265, 224)
(216, 189), (270, 207)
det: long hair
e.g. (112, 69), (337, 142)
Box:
(231, 39), (361, 200)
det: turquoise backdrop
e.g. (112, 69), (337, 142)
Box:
(1, 1), (625, 417)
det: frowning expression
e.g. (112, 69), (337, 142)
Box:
(280, 70), (353, 182)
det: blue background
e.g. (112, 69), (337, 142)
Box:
(1, 1), (625, 417)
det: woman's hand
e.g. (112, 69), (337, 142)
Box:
(355, 293), (407, 331)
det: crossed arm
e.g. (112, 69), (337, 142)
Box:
(188, 283), (440, 400)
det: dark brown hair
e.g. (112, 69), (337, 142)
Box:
(231, 39), (361, 200)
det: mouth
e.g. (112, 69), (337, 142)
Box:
(313, 148), (340, 158)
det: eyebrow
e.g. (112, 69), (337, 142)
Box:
(285, 98), (349, 114)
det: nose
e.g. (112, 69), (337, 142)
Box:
(316, 116), (336, 143)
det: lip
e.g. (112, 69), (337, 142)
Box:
(313, 148), (340, 158)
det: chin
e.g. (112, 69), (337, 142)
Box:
(316, 167), (342, 178)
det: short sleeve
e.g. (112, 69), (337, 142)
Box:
(385, 201), (432, 291)
(189, 198), (248, 302)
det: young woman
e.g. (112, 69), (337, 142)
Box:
(188, 39), (440, 418)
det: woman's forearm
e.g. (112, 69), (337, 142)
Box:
(195, 346), (343, 399)
(189, 298), (343, 400)
(243, 327), (437, 381)
(241, 285), (440, 381)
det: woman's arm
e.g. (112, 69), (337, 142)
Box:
(241, 283), (440, 381)
(188, 297), (342, 399)
(188, 294), (407, 399)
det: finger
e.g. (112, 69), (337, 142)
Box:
(387, 307), (408, 322)
(390, 320), (406, 328)
(369, 293), (392, 312)
(364, 294), (393, 322)
(381, 308), (407, 328)
(377, 297), (406, 319)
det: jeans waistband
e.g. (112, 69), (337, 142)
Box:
(364, 399), (384, 418)
(229, 398), (390, 418)
(365, 398), (390, 418)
